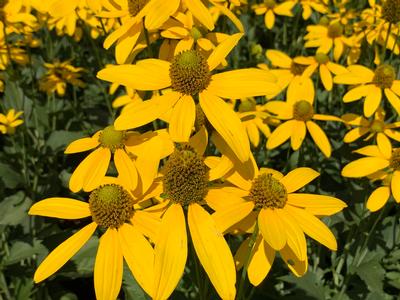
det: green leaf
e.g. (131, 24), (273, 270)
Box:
(0, 162), (22, 188)
(4, 240), (47, 266)
(355, 258), (385, 292)
(122, 264), (149, 300)
(0, 192), (31, 226)
(46, 130), (85, 151)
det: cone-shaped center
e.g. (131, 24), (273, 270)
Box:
(319, 16), (330, 26)
(127, 0), (149, 17)
(293, 100), (314, 121)
(327, 22), (343, 38)
(163, 145), (209, 206)
(169, 50), (211, 96)
(382, 0), (400, 24)
(370, 120), (385, 133)
(315, 52), (329, 64)
(390, 149), (400, 171)
(89, 184), (135, 228)
(99, 125), (126, 152)
(373, 65), (395, 89)
(290, 62), (308, 76)
(249, 173), (287, 209)
(239, 99), (257, 112)
(264, 0), (276, 8)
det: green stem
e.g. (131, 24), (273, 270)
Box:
(381, 22), (392, 63)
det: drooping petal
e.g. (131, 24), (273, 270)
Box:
(114, 149), (138, 191)
(280, 167), (319, 193)
(391, 171), (400, 203)
(266, 50), (292, 68)
(207, 33), (243, 71)
(377, 132), (392, 159)
(118, 224), (154, 297)
(342, 157), (389, 177)
(306, 120), (332, 157)
(153, 204), (187, 300)
(94, 228), (123, 300)
(64, 137), (100, 154)
(290, 120), (306, 151)
(385, 88), (400, 115)
(280, 244), (308, 277)
(258, 208), (287, 250)
(200, 90), (250, 162)
(212, 201), (254, 233)
(266, 120), (295, 150)
(184, 0), (215, 31)
(285, 205), (337, 250)
(169, 95), (195, 142)
(287, 194), (347, 216)
(144, 0), (180, 30)
(34, 222), (97, 283)
(247, 236), (275, 286)
(366, 186), (390, 212)
(319, 64), (333, 91)
(29, 198), (90, 219)
(131, 211), (160, 242)
(342, 85), (370, 103)
(363, 86), (382, 117)
(188, 203), (236, 300)
(343, 127), (369, 143)
(206, 185), (248, 211)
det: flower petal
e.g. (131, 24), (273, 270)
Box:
(391, 171), (400, 203)
(290, 120), (306, 151)
(207, 33), (243, 71)
(169, 95), (195, 142)
(247, 236), (275, 286)
(385, 88), (400, 115)
(184, 0), (214, 30)
(64, 136), (100, 154)
(188, 203), (236, 300)
(266, 120), (295, 150)
(364, 86), (381, 117)
(94, 228), (123, 300)
(287, 194), (347, 216)
(34, 222), (97, 283)
(366, 186), (390, 212)
(153, 204), (187, 300)
(341, 157), (389, 177)
(144, 0), (180, 30)
(114, 149), (138, 191)
(377, 132), (392, 159)
(258, 208), (287, 250)
(29, 198), (90, 219)
(280, 244), (308, 277)
(306, 120), (332, 157)
(280, 167), (319, 193)
(212, 201), (254, 234)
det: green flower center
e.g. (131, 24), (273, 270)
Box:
(239, 99), (257, 112)
(249, 173), (287, 209)
(293, 100), (314, 121)
(390, 149), (400, 171)
(382, 0), (400, 24)
(370, 120), (385, 133)
(315, 52), (329, 64)
(264, 0), (276, 8)
(190, 27), (203, 41)
(290, 62), (308, 76)
(89, 184), (135, 228)
(163, 145), (209, 206)
(169, 50), (211, 96)
(319, 16), (330, 26)
(99, 125), (126, 152)
(127, 0), (149, 17)
(327, 22), (343, 38)
(373, 65), (395, 89)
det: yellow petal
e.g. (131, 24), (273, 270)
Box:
(97, 60), (171, 90)
(207, 33), (243, 71)
(287, 194), (347, 216)
(94, 229), (123, 300)
(211, 0), (244, 32)
(144, 0), (180, 30)
(169, 95), (195, 142)
(280, 244), (308, 277)
(64, 136), (99, 154)
(248, 236), (275, 286)
(377, 132), (392, 159)
(341, 157), (389, 177)
(131, 211), (160, 242)
(366, 186), (390, 212)
(200, 90), (250, 162)
(343, 85), (370, 103)
(206, 185), (247, 211)
(391, 171), (400, 203)
(34, 222), (97, 283)
(189, 125), (208, 156)
(114, 149), (138, 191)
(319, 64), (333, 91)
(69, 147), (111, 193)
(208, 68), (279, 99)
(290, 120), (306, 151)
(184, 0), (214, 30)
(306, 120), (332, 157)
(385, 88), (400, 115)
(153, 204), (187, 300)
(343, 127), (369, 143)
(264, 101), (293, 119)
(266, 50), (292, 68)
(287, 77), (314, 105)
(118, 224), (154, 297)
(207, 155), (233, 181)
(188, 203), (236, 300)
(285, 205), (337, 250)
(212, 201), (254, 233)
(334, 65), (374, 85)
(280, 167), (319, 193)
(265, 9), (275, 29)
(258, 208), (287, 250)
(28, 198), (90, 219)
(114, 92), (181, 130)
(364, 85), (381, 117)
(266, 120), (295, 149)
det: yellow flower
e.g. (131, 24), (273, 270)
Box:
(205, 159), (346, 285)
(39, 60), (85, 96)
(0, 36), (28, 70)
(334, 64), (400, 117)
(65, 126), (171, 193)
(342, 108), (400, 144)
(0, 0), (38, 36)
(342, 135), (400, 210)
(265, 98), (341, 157)
(29, 176), (163, 300)
(237, 98), (279, 148)
(98, 33), (279, 163)
(293, 52), (347, 91)
(0, 109), (24, 134)
(262, 50), (315, 102)
(112, 87), (144, 112)
(298, 0), (328, 20)
(304, 21), (351, 61)
(252, 0), (296, 29)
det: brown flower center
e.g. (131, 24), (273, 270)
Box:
(293, 100), (314, 121)
(315, 52), (329, 64)
(390, 149), (400, 171)
(239, 99), (257, 112)
(98, 125), (126, 152)
(170, 50), (211, 96)
(327, 22), (343, 38)
(369, 120), (385, 133)
(163, 145), (209, 206)
(89, 184), (135, 228)
(249, 173), (287, 209)
(382, 0), (400, 24)
(264, 0), (276, 8)
(373, 65), (395, 89)
(290, 62), (308, 76)
(127, 0), (150, 17)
